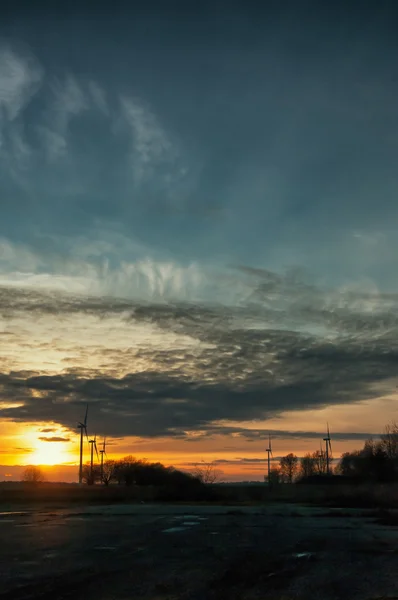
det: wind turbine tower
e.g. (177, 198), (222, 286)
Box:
(88, 434), (99, 485)
(77, 405), (88, 485)
(323, 423), (333, 475)
(99, 437), (107, 483)
(266, 434), (273, 486)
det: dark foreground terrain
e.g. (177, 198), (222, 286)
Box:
(1, 503), (398, 600)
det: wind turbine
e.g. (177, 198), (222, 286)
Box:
(77, 404), (88, 484)
(266, 434), (273, 486)
(99, 437), (107, 483)
(88, 434), (99, 485)
(323, 423), (332, 475)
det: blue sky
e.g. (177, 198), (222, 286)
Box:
(1, 2), (398, 284)
(1, 2), (398, 477)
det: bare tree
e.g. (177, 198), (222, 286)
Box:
(279, 453), (299, 483)
(381, 421), (398, 461)
(313, 450), (328, 475)
(22, 466), (45, 484)
(300, 453), (317, 478)
(192, 461), (223, 484)
(101, 460), (116, 486)
(82, 462), (101, 485)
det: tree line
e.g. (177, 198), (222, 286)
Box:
(21, 457), (223, 487)
(270, 421), (398, 484)
(81, 455), (203, 487)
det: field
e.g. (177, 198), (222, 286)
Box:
(2, 481), (398, 508)
(1, 502), (398, 600)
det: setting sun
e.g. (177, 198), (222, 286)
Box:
(28, 441), (74, 466)
(21, 426), (77, 466)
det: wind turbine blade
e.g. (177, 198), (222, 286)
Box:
(84, 404), (88, 427)
(327, 422), (330, 438)
(84, 426), (89, 443)
(94, 442), (99, 461)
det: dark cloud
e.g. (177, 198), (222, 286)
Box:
(1, 267), (398, 439)
(39, 428), (56, 433)
(38, 436), (70, 442)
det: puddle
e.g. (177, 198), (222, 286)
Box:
(0, 511), (27, 517)
(94, 546), (117, 551)
(163, 526), (188, 533)
(293, 552), (314, 559)
(210, 532), (219, 535)
(182, 521), (200, 526)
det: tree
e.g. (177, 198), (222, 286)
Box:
(101, 459), (116, 486)
(300, 453), (317, 478)
(279, 453), (299, 483)
(380, 421), (398, 467)
(266, 466), (282, 485)
(22, 466), (45, 484)
(336, 438), (394, 482)
(312, 450), (328, 475)
(82, 462), (101, 485)
(192, 461), (224, 484)
(113, 456), (202, 488)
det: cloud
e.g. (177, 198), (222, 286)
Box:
(0, 44), (43, 122)
(0, 45), (42, 177)
(1, 264), (398, 439)
(52, 74), (88, 123)
(38, 436), (70, 442)
(120, 96), (177, 184)
(39, 428), (56, 433)
(88, 81), (108, 114)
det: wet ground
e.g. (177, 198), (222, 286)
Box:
(0, 503), (398, 599)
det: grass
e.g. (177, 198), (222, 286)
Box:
(2, 481), (398, 510)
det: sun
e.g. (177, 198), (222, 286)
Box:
(22, 425), (78, 466)
(29, 441), (73, 466)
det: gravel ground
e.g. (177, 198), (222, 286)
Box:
(0, 503), (398, 600)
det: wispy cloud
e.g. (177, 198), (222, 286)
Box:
(0, 44), (42, 122)
(0, 45), (42, 176)
(88, 81), (108, 115)
(120, 96), (176, 184)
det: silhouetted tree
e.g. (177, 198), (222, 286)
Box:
(300, 453), (317, 478)
(82, 462), (101, 485)
(192, 461), (224, 484)
(113, 456), (201, 489)
(380, 421), (398, 477)
(279, 453), (299, 483)
(313, 449), (328, 475)
(101, 459), (116, 486)
(337, 438), (394, 482)
(22, 466), (45, 484)
(267, 466), (282, 485)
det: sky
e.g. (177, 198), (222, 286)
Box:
(1, 1), (398, 482)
